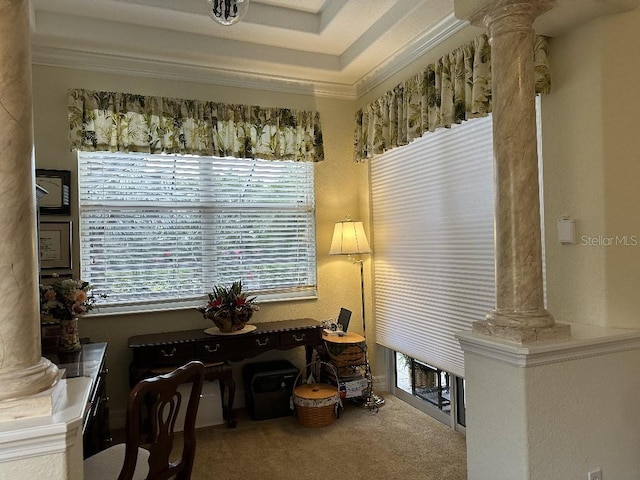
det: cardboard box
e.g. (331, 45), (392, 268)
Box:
(174, 380), (224, 432)
(339, 377), (369, 399)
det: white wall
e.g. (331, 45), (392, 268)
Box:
(543, 8), (640, 330)
(526, 348), (640, 479)
(463, 329), (640, 480)
(542, 19), (608, 327)
(600, 8), (640, 328)
(0, 451), (72, 480)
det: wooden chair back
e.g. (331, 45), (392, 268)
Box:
(120, 360), (205, 480)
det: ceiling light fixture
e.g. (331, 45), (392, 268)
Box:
(205, 0), (250, 26)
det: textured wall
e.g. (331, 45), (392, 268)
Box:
(0, 455), (66, 480)
(600, 7), (640, 328)
(464, 337), (640, 479)
(0, 420), (84, 480)
(464, 352), (529, 479)
(527, 348), (640, 479)
(543, 8), (640, 329)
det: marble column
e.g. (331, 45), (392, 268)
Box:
(0, 0), (60, 419)
(468, 0), (570, 342)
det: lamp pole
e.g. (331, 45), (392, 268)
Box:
(359, 257), (366, 335)
(352, 255), (384, 409)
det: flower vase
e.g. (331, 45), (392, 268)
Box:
(59, 317), (82, 353)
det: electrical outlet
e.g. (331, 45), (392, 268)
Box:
(588, 468), (602, 480)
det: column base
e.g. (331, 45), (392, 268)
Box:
(0, 377), (89, 477)
(0, 358), (62, 421)
(0, 368), (65, 422)
(473, 319), (571, 343)
(486, 307), (557, 328)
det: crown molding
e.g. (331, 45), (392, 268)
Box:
(31, 46), (358, 99)
(31, 16), (469, 100)
(355, 13), (469, 98)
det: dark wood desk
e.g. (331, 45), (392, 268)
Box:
(128, 318), (322, 426)
(45, 342), (111, 458)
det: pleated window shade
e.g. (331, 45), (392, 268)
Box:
(370, 115), (495, 378)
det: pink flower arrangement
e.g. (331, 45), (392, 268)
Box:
(40, 274), (100, 321)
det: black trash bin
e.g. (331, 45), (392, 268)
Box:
(242, 360), (299, 420)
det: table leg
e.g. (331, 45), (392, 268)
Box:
(219, 377), (236, 428)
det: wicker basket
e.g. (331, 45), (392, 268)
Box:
(324, 336), (367, 377)
(293, 383), (339, 428)
(327, 344), (365, 366)
(292, 361), (341, 428)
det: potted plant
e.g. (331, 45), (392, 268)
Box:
(197, 280), (259, 332)
(39, 274), (100, 353)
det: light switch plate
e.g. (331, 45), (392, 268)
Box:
(557, 218), (575, 244)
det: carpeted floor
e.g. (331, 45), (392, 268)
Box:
(190, 395), (467, 480)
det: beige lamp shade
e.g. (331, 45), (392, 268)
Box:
(329, 220), (372, 255)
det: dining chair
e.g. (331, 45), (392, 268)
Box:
(84, 360), (205, 480)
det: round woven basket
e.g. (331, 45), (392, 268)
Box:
(324, 333), (367, 377)
(293, 382), (340, 428)
(326, 343), (366, 367)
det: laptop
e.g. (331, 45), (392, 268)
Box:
(336, 307), (352, 333)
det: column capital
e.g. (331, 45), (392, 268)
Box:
(455, 0), (554, 27)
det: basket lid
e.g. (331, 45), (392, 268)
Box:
(322, 332), (365, 345)
(294, 383), (338, 400)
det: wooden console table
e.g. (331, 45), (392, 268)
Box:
(128, 318), (322, 427)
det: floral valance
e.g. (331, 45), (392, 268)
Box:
(353, 34), (551, 162)
(68, 89), (324, 162)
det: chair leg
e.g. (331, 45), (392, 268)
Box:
(219, 377), (236, 428)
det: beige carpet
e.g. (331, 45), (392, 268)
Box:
(190, 395), (467, 480)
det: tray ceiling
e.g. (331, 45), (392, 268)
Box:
(29, 0), (640, 98)
(29, 0), (462, 97)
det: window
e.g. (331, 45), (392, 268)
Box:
(394, 351), (465, 430)
(376, 99), (543, 429)
(371, 115), (496, 379)
(78, 152), (316, 314)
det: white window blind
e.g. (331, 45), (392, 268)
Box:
(78, 152), (316, 314)
(370, 115), (495, 378)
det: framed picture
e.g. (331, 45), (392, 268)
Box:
(40, 221), (72, 270)
(40, 273), (73, 286)
(36, 169), (71, 215)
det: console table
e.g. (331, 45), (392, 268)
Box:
(128, 318), (322, 427)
